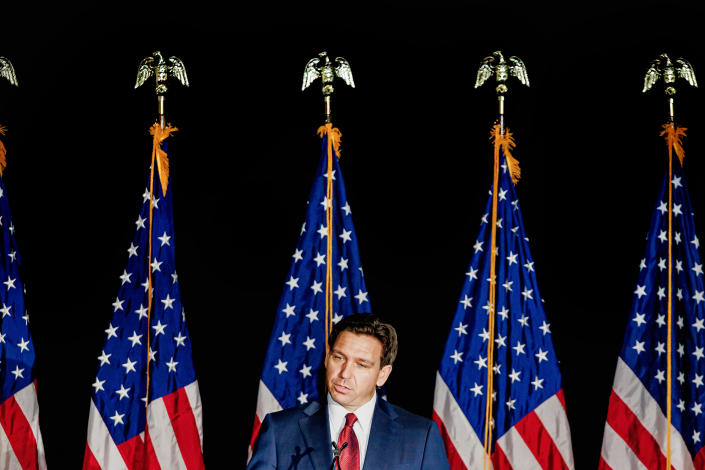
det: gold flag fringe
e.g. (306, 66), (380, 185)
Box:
(316, 122), (342, 350)
(490, 124), (520, 184)
(317, 124), (342, 158)
(483, 123), (521, 467)
(0, 124), (7, 176)
(149, 123), (178, 195)
(660, 121), (687, 469)
(660, 123), (687, 166)
(144, 122), (177, 428)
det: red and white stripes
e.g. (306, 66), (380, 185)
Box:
(247, 380), (283, 462)
(0, 382), (47, 470)
(83, 381), (204, 470)
(433, 372), (574, 470)
(599, 358), (704, 470)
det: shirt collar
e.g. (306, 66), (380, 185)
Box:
(327, 391), (377, 434)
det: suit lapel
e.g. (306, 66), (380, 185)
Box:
(362, 398), (402, 470)
(299, 402), (333, 470)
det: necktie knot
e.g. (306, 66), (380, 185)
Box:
(344, 413), (358, 428)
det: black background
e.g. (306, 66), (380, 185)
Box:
(2, 3), (705, 467)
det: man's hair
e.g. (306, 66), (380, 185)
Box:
(328, 313), (398, 367)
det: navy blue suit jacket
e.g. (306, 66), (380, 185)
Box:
(247, 396), (450, 470)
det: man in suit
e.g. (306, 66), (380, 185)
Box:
(247, 313), (450, 470)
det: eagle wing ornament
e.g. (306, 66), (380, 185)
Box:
(475, 55), (495, 88)
(334, 57), (355, 88)
(675, 58), (697, 88)
(168, 56), (189, 87)
(0, 57), (18, 86)
(643, 61), (661, 93)
(508, 56), (530, 87)
(135, 56), (155, 89)
(301, 57), (321, 91)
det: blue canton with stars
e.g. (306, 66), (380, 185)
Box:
(90, 140), (198, 445)
(619, 158), (705, 455)
(0, 177), (38, 403)
(438, 148), (564, 447)
(259, 133), (371, 410)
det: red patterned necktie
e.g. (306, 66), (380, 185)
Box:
(336, 413), (360, 470)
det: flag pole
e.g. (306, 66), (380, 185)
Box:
(302, 51), (355, 344)
(474, 51), (529, 469)
(134, 51), (189, 436)
(643, 52), (697, 470)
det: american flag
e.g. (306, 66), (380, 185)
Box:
(433, 142), (574, 469)
(83, 127), (205, 469)
(248, 126), (371, 461)
(0, 163), (47, 469)
(599, 132), (705, 468)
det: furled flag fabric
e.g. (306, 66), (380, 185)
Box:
(83, 128), (204, 470)
(433, 146), (574, 469)
(248, 127), (371, 461)
(599, 141), (705, 468)
(0, 157), (47, 469)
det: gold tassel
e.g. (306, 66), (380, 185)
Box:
(660, 123), (687, 166)
(490, 124), (520, 184)
(149, 123), (178, 195)
(0, 124), (8, 176)
(317, 123), (343, 158)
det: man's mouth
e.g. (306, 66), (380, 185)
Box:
(332, 382), (351, 394)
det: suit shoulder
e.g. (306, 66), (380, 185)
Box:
(385, 401), (436, 430)
(266, 401), (321, 425)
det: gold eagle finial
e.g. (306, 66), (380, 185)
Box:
(475, 51), (529, 95)
(302, 51), (355, 95)
(135, 51), (189, 94)
(135, 51), (189, 129)
(302, 51), (354, 123)
(643, 53), (697, 95)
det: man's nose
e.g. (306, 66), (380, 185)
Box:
(339, 361), (352, 378)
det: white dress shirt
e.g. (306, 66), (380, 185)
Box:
(327, 392), (377, 469)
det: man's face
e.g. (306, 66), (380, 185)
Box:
(325, 331), (392, 411)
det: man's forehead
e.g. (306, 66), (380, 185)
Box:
(331, 332), (383, 360)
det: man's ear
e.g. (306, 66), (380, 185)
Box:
(376, 364), (392, 387)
